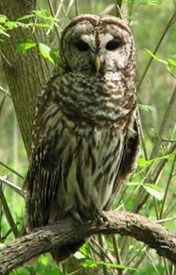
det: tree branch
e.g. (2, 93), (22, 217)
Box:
(0, 211), (176, 274)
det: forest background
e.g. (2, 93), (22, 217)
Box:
(0, 0), (176, 274)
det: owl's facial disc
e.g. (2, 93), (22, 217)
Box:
(61, 15), (134, 74)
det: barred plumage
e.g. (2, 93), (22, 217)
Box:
(24, 14), (139, 261)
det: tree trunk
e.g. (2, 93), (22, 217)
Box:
(0, 0), (53, 156)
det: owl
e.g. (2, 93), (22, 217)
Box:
(24, 14), (139, 261)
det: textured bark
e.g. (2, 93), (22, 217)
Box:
(0, 211), (176, 274)
(0, 0), (53, 156)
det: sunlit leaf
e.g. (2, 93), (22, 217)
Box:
(143, 183), (164, 200)
(0, 14), (7, 23)
(38, 43), (54, 64)
(17, 14), (36, 21)
(33, 9), (57, 22)
(146, 49), (167, 65)
(4, 21), (20, 29)
(168, 59), (176, 67)
(16, 42), (36, 53)
(139, 104), (155, 112)
(126, 182), (141, 187)
(33, 23), (52, 28)
(138, 158), (151, 167)
(81, 259), (137, 271)
(0, 28), (9, 37)
(143, 0), (162, 5)
(49, 46), (59, 65)
(79, 243), (91, 258)
(39, 255), (49, 265)
(138, 153), (174, 167)
(74, 251), (86, 260)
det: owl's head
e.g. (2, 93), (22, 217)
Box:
(60, 14), (135, 75)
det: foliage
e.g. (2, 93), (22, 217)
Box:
(0, 0), (176, 274)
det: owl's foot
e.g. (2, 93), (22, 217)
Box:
(92, 211), (109, 225)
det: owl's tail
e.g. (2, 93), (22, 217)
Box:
(51, 240), (85, 262)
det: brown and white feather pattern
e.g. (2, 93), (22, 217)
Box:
(24, 14), (139, 261)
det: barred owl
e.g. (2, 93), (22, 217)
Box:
(24, 14), (139, 261)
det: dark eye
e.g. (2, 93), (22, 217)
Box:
(74, 40), (89, 52)
(106, 39), (123, 51)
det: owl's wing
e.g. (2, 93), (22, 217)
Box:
(24, 81), (61, 229)
(25, 137), (61, 228)
(105, 119), (139, 209)
(118, 120), (139, 183)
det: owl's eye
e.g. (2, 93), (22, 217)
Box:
(106, 39), (123, 51)
(74, 40), (89, 51)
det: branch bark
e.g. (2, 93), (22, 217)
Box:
(0, 211), (176, 274)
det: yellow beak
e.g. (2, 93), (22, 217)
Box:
(95, 55), (101, 73)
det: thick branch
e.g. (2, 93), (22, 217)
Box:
(0, 211), (176, 274)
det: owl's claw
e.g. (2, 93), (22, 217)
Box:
(93, 211), (109, 225)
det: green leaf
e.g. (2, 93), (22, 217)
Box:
(168, 58), (176, 68)
(33, 23), (52, 29)
(0, 28), (9, 37)
(79, 243), (91, 257)
(143, 0), (162, 5)
(17, 14), (36, 21)
(81, 259), (137, 271)
(33, 10), (56, 22)
(0, 14), (7, 23)
(4, 21), (19, 29)
(74, 251), (86, 260)
(126, 182), (141, 187)
(16, 42), (36, 53)
(139, 104), (155, 112)
(138, 153), (174, 168)
(143, 184), (164, 200)
(138, 157), (151, 167)
(38, 43), (54, 64)
(39, 255), (49, 265)
(49, 46), (59, 65)
(146, 49), (167, 65)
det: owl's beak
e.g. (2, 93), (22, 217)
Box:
(95, 55), (101, 73)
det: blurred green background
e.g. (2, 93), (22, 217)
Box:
(0, 0), (176, 274)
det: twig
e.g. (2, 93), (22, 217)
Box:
(0, 211), (176, 274)
(47, 0), (60, 41)
(74, 0), (79, 16)
(134, 132), (176, 213)
(137, 11), (176, 91)
(98, 234), (108, 275)
(0, 50), (13, 67)
(0, 161), (24, 179)
(55, 0), (65, 19)
(159, 152), (176, 218)
(89, 237), (114, 264)
(151, 85), (176, 158)
(112, 235), (123, 275)
(101, 4), (116, 16)
(0, 186), (19, 237)
(0, 176), (25, 198)
(0, 87), (9, 95)
(155, 215), (176, 224)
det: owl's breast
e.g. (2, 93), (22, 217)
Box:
(51, 72), (136, 126)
